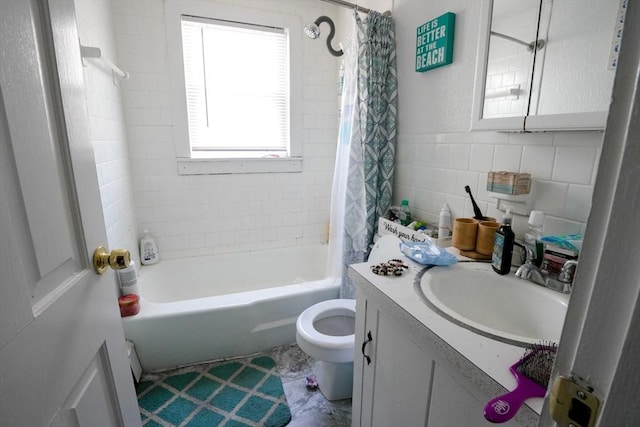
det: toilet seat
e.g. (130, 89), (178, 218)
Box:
(296, 299), (355, 363)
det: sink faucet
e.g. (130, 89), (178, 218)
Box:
(514, 244), (577, 294)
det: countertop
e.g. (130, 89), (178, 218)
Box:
(349, 248), (543, 425)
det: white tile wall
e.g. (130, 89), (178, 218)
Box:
(395, 130), (604, 238)
(112, 0), (342, 259)
(75, 0), (140, 266)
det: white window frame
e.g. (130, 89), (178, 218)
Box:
(165, 0), (303, 175)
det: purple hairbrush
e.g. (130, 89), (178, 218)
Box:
(484, 342), (557, 423)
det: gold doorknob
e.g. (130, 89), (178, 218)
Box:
(93, 246), (131, 274)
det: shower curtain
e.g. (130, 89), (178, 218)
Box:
(327, 11), (397, 299)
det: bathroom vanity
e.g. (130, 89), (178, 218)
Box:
(349, 261), (544, 427)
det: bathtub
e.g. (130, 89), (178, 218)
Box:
(122, 244), (339, 372)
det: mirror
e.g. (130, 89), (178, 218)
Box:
(473, 0), (623, 131)
(483, 0), (540, 120)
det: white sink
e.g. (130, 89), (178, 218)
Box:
(418, 262), (569, 347)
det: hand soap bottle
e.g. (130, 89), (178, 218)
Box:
(492, 207), (515, 275)
(140, 229), (159, 265)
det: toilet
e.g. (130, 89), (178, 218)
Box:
(296, 299), (356, 400)
(295, 234), (402, 400)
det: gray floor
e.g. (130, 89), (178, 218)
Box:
(267, 344), (352, 427)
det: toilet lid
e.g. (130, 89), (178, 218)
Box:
(297, 299), (355, 350)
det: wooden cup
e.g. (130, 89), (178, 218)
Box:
(476, 221), (501, 255)
(452, 218), (478, 251)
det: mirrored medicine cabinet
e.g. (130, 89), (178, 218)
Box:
(472, 0), (622, 131)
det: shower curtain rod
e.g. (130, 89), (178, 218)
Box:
(320, 0), (373, 14)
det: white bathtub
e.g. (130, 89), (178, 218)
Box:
(122, 244), (339, 372)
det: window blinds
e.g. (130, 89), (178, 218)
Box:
(181, 17), (289, 156)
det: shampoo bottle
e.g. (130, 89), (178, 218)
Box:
(438, 203), (451, 238)
(140, 229), (159, 265)
(492, 208), (515, 275)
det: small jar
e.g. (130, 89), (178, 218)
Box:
(118, 294), (140, 317)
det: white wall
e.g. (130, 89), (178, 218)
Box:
(111, 0), (343, 259)
(75, 0), (140, 266)
(392, 0), (603, 238)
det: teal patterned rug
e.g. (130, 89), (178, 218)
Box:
(136, 355), (291, 427)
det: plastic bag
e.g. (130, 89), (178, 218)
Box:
(399, 240), (458, 266)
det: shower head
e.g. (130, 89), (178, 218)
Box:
(304, 22), (320, 39)
(304, 15), (343, 57)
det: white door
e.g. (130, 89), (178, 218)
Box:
(0, 0), (140, 426)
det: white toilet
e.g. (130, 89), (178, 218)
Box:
(295, 234), (402, 400)
(296, 298), (356, 400)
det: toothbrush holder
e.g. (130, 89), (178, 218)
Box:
(452, 218), (478, 251)
(476, 221), (501, 255)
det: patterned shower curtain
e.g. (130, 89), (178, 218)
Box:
(327, 11), (397, 299)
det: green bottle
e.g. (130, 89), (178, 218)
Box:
(399, 199), (412, 226)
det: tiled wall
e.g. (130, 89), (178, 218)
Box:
(75, 0), (140, 266)
(395, 130), (602, 238)
(111, 0), (342, 259)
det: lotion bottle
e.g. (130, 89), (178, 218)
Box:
(438, 203), (451, 238)
(140, 229), (159, 265)
(492, 207), (515, 275)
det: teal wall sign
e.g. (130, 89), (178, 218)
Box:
(415, 12), (455, 72)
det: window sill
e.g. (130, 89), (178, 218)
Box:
(177, 157), (302, 175)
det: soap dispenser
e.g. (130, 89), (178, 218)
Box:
(492, 207), (515, 275)
(140, 229), (159, 265)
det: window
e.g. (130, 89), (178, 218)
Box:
(182, 17), (289, 158)
(165, 1), (302, 174)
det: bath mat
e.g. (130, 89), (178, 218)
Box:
(137, 355), (291, 427)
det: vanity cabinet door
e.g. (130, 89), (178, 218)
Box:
(353, 295), (433, 427)
(428, 363), (526, 427)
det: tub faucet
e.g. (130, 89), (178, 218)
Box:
(515, 244), (576, 294)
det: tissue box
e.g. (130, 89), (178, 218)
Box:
(486, 171), (531, 195)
